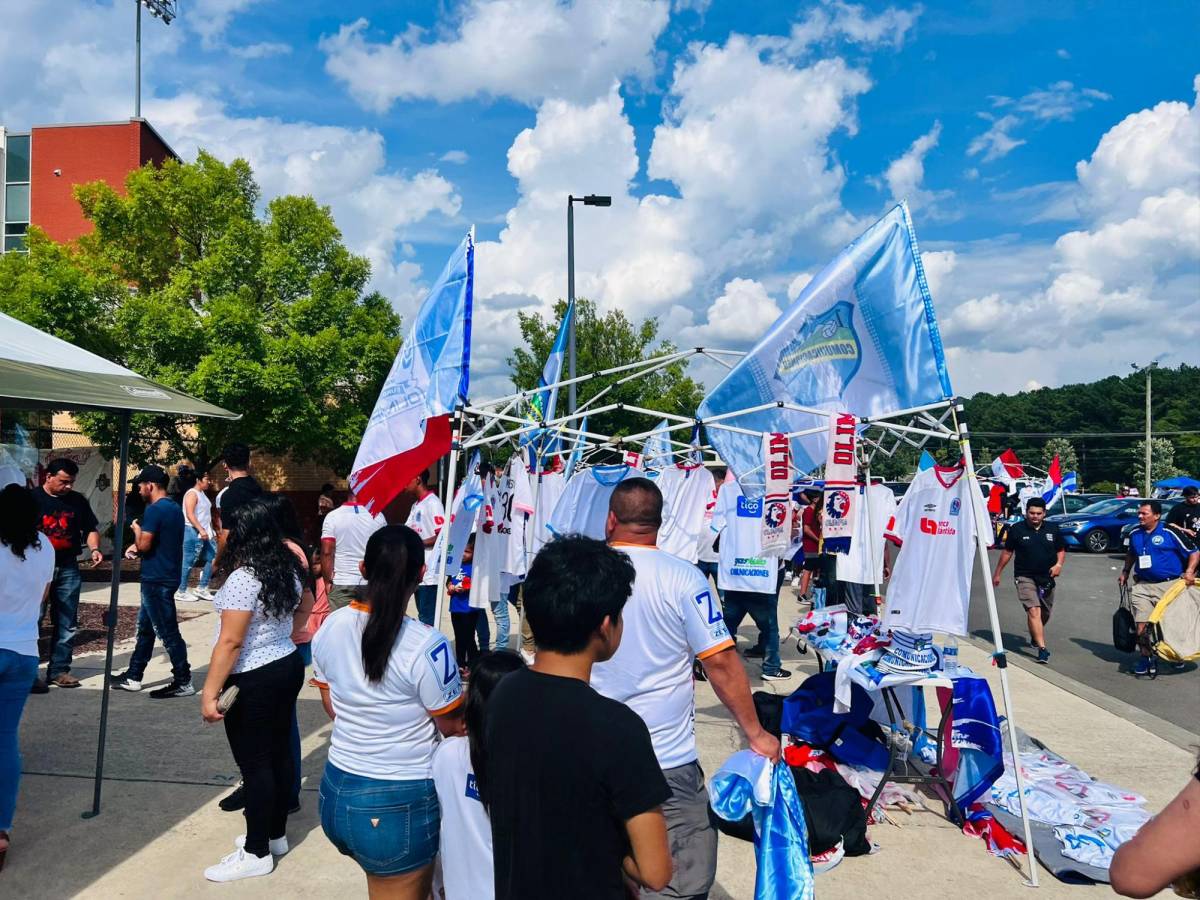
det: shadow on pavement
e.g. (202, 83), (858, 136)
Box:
(1070, 637), (1198, 676)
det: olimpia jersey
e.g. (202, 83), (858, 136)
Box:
(712, 480), (780, 594)
(498, 457), (535, 579)
(656, 466), (716, 564)
(529, 471), (566, 560)
(883, 465), (992, 635)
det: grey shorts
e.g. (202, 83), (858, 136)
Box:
(641, 761), (717, 900)
(1015, 576), (1055, 615)
(327, 584), (364, 611)
(1131, 579), (1171, 623)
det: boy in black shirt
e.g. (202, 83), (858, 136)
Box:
(483, 536), (672, 900)
(992, 496), (1065, 664)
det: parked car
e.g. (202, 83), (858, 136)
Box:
(1049, 497), (1180, 553)
(1053, 492), (1116, 514)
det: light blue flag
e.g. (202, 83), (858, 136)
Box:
(918, 450), (937, 471)
(698, 203), (952, 497)
(564, 415), (588, 480)
(522, 300), (573, 458)
(642, 419), (672, 470)
(1062, 471), (1078, 493)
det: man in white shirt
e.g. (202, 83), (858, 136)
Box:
(593, 479), (781, 900)
(320, 487), (387, 610)
(404, 469), (447, 625)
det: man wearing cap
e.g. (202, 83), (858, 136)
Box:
(991, 496), (1064, 665)
(1119, 499), (1198, 679)
(111, 466), (194, 698)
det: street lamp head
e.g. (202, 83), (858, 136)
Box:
(582, 194), (612, 207)
(141, 0), (177, 24)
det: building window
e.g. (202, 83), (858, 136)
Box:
(3, 132), (31, 254)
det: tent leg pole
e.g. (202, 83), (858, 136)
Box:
(953, 402), (1039, 887)
(432, 414), (462, 636)
(84, 411), (131, 819)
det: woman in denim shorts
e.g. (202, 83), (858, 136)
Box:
(312, 525), (465, 898)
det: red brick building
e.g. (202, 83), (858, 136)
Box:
(1, 118), (176, 251)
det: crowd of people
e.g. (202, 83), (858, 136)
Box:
(0, 445), (1196, 893)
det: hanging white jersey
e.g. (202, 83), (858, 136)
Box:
(696, 476), (720, 563)
(546, 464), (650, 541)
(470, 476), (505, 608)
(432, 736), (496, 900)
(591, 544), (734, 768)
(529, 471), (566, 560)
(712, 480), (779, 594)
(498, 457), (535, 578)
(883, 466), (991, 635)
(836, 483), (899, 585)
(656, 466), (716, 564)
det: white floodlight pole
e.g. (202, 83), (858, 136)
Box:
(951, 399), (1039, 888)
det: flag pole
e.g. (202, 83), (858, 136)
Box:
(951, 399), (1039, 887)
(432, 407), (463, 636)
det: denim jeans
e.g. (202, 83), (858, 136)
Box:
(47, 564), (83, 678)
(415, 585), (438, 626)
(178, 526), (215, 592)
(721, 589), (781, 672)
(290, 642), (312, 807)
(490, 595), (510, 649)
(127, 582), (192, 683)
(696, 560), (724, 603)
(475, 607), (490, 652)
(0, 650), (37, 830)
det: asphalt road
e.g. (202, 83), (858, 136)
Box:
(966, 548), (1199, 738)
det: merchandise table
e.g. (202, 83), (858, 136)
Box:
(809, 642), (962, 826)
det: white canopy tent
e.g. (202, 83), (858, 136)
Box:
(0, 310), (239, 817)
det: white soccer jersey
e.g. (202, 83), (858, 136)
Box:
(882, 465), (992, 635)
(432, 736), (495, 900)
(836, 483), (899, 586)
(529, 470), (566, 559)
(545, 464), (650, 541)
(470, 475), (505, 608)
(406, 492), (447, 586)
(712, 480), (780, 594)
(656, 466), (716, 564)
(591, 544), (734, 768)
(696, 477), (720, 564)
(322, 502), (388, 587)
(498, 457), (535, 578)
(312, 605), (463, 780)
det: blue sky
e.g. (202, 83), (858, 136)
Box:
(2, 1), (1197, 398)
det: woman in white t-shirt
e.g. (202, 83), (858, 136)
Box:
(432, 649), (525, 900)
(0, 485), (55, 870)
(312, 525), (465, 900)
(200, 501), (307, 884)
(177, 466), (215, 601)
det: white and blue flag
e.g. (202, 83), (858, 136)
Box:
(642, 419), (672, 470)
(522, 300), (573, 462)
(564, 415), (588, 480)
(1061, 471), (1078, 493)
(698, 203), (952, 497)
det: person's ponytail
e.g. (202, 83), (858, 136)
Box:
(360, 525), (426, 683)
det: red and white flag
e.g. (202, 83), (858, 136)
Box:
(990, 449), (1024, 488)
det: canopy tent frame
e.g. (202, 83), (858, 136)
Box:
(0, 311), (238, 818)
(428, 348), (1040, 887)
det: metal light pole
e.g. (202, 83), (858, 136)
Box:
(134, 1), (177, 118)
(1132, 361), (1159, 497)
(566, 194), (611, 414)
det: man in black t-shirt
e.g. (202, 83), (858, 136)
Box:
(33, 458), (103, 691)
(1165, 487), (1200, 546)
(992, 496), (1065, 664)
(214, 442), (262, 548)
(484, 536), (673, 900)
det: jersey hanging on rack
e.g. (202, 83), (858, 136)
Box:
(529, 470), (566, 561)
(547, 464), (650, 541)
(499, 456), (535, 580)
(470, 474), (505, 608)
(835, 482), (898, 586)
(883, 465), (991, 635)
(696, 476), (720, 564)
(712, 480), (780, 594)
(656, 466), (716, 564)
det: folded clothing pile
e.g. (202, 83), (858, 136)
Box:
(877, 631), (938, 675)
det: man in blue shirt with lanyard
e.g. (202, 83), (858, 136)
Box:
(1118, 499), (1198, 678)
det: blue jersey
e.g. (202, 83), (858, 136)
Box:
(1129, 524), (1194, 581)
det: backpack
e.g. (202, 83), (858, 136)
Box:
(1112, 585), (1137, 654)
(1147, 581), (1200, 663)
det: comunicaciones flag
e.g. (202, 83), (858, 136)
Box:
(697, 202), (952, 497)
(522, 300), (574, 460)
(350, 230), (474, 513)
(564, 415), (588, 481)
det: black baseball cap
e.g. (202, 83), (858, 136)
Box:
(133, 464), (169, 487)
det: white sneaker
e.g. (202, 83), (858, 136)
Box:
(234, 834), (289, 856)
(519, 648), (535, 665)
(204, 848), (274, 882)
(194, 587), (216, 601)
(790, 576), (801, 588)
(175, 590), (198, 603)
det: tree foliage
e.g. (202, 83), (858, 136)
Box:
(0, 152), (401, 474)
(1042, 438), (1078, 476)
(506, 298), (704, 448)
(1132, 437), (1185, 488)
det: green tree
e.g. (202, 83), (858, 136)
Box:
(1042, 438), (1078, 479)
(1131, 437), (1185, 488)
(3, 151), (401, 474)
(506, 298), (704, 449)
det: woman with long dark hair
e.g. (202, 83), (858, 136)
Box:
(200, 500), (306, 883)
(312, 525), (464, 900)
(432, 649), (525, 900)
(0, 485), (54, 871)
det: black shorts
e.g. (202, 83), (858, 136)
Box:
(801, 557), (822, 573)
